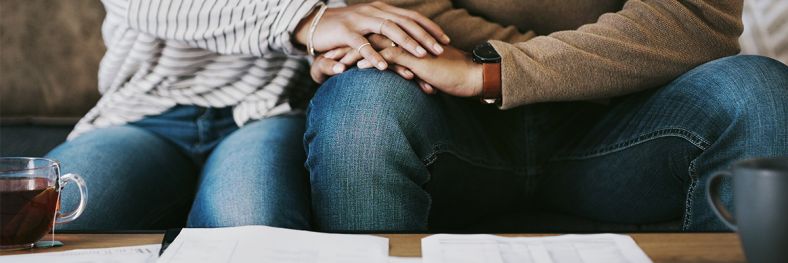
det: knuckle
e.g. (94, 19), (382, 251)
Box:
(406, 10), (425, 20)
(416, 32), (433, 42)
(379, 49), (393, 59)
(384, 47), (405, 58)
(396, 15), (415, 25)
(345, 13), (362, 23)
(341, 55), (357, 64)
(320, 61), (333, 70)
(369, 33), (385, 43)
(406, 39), (419, 48)
(358, 5), (375, 14)
(390, 15), (408, 25)
(395, 47), (408, 57)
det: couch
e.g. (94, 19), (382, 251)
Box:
(2, 0), (785, 233)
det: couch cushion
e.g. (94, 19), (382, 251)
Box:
(0, 123), (72, 157)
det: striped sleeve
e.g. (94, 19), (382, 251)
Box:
(115, 0), (321, 56)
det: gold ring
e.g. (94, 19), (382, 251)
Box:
(378, 19), (389, 34)
(357, 42), (372, 53)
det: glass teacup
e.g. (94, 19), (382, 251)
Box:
(0, 157), (87, 250)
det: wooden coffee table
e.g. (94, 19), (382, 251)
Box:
(1, 233), (744, 262)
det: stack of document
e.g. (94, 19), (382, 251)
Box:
(422, 234), (652, 263)
(158, 226), (389, 263)
(0, 226), (652, 263)
(0, 244), (161, 263)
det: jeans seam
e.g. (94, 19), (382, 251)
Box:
(193, 108), (210, 151)
(548, 127), (712, 231)
(421, 143), (525, 173)
(551, 128), (711, 161)
(682, 159), (700, 231)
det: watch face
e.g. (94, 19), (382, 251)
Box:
(473, 42), (501, 63)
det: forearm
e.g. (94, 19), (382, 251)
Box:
(491, 0), (743, 109)
(114, 0), (320, 56)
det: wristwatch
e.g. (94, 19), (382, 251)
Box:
(472, 42), (502, 105)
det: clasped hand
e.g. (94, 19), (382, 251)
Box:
(296, 2), (482, 97)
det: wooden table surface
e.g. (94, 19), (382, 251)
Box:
(1, 233), (745, 262)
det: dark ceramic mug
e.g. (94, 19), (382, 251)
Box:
(707, 157), (788, 263)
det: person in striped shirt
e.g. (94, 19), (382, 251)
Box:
(46, 0), (449, 230)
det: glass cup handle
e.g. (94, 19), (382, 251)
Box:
(705, 171), (737, 231)
(56, 173), (88, 224)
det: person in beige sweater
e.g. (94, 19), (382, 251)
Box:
(303, 0), (788, 232)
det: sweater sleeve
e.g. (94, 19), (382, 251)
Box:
(489, 0), (743, 109)
(347, 0), (536, 52)
(114, 0), (321, 56)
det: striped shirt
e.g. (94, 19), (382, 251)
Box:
(69, 0), (343, 139)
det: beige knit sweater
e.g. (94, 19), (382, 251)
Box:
(348, 0), (743, 109)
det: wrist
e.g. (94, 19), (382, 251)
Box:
(468, 63), (484, 97)
(471, 41), (502, 103)
(294, 11), (317, 46)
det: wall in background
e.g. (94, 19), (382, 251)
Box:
(0, 0), (104, 119)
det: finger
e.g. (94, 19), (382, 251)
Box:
(310, 56), (346, 84)
(418, 80), (436, 94)
(378, 18), (429, 57)
(360, 16), (426, 58)
(378, 46), (418, 70)
(310, 60), (327, 84)
(357, 59), (373, 69)
(373, 11), (443, 55)
(391, 65), (414, 80)
(323, 47), (352, 60)
(346, 35), (387, 70)
(339, 47), (364, 66)
(370, 2), (450, 44)
(368, 34), (397, 50)
(348, 34), (395, 66)
(323, 50), (340, 60)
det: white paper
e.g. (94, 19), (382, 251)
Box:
(389, 256), (422, 263)
(0, 244), (160, 263)
(422, 234), (652, 263)
(157, 225), (389, 263)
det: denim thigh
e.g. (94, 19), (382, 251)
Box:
(46, 125), (197, 230)
(535, 55), (788, 231)
(187, 114), (311, 230)
(306, 68), (533, 232)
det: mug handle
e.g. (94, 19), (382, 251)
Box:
(56, 173), (88, 224)
(706, 171), (737, 231)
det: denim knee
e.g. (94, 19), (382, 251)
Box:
(304, 68), (434, 231)
(305, 68), (430, 173)
(661, 55), (788, 133)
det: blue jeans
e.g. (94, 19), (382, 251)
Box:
(47, 106), (310, 230)
(305, 55), (788, 232)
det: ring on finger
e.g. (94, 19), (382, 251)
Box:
(378, 19), (389, 34)
(357, 42), (372, 54)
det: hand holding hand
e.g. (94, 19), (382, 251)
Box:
(359, 45), (484, 97)
(311, 34), (415, 83)
(295, 1), (450, 70)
